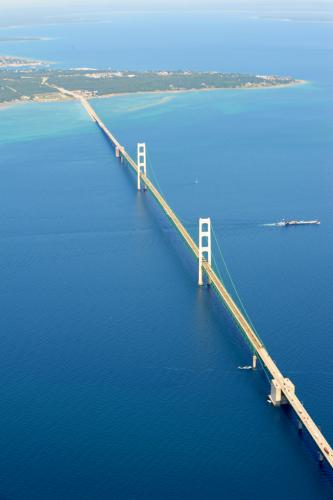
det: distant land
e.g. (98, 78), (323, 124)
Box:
(0, 62), (304, 106)
(1, 3), (333, 28)
(0, 37), (50, 43)
(0, 55), (48, 69)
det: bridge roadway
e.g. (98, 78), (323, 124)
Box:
(56, 86), (333, 468)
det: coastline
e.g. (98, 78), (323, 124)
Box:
(0, 79), (307, 111)
(90, 79), (307, 101)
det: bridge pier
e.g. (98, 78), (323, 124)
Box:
(137, 143), (147, 191)
(116, 145), (124, 162)
(269, 378), (295, 406)
(270, 379), (285, 406)
(198, 218), (212, 286)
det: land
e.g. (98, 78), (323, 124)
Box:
(0, 55), (47, 69)
(0, 37), (50, 43)
(0, 67), (304, 105)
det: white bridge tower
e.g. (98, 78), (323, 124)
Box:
(198, 217), (212, 286)
(137, 143), (147, 191)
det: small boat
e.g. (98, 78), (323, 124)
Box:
(238, 365), (252, 370)
(276, 219), (320, 227)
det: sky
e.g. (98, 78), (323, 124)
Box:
(1, 0), (333, 9)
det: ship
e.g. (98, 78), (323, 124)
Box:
(276, 219), (320, 227)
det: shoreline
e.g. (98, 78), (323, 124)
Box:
(90, 79), (307, 101)
(0, 79), (307, 110)
(0, 55), (52, 69)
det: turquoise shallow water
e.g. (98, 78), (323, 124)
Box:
(0, 11), (333, 499)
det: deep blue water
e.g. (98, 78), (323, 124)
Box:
(0, 11), (333, 500)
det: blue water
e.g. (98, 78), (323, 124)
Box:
(0, 11), (333, 499)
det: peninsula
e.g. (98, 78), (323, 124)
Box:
(0, 67), (303, 105)
(0, 37), (50, 43)
(0, 55), (46, 69)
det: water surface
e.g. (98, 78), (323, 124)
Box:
(0, 12), (332, 499)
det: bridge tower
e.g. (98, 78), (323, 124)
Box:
(137, 143), (147, 191)
(198, 218), (212, 286)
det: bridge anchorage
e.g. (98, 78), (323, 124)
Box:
(75, 95), (333, 470)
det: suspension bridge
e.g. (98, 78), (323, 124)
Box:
(57, 86), (333, 470)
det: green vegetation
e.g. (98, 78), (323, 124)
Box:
(0, 68), (300, 105)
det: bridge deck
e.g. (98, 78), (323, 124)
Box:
(63, 89), (333, 469)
